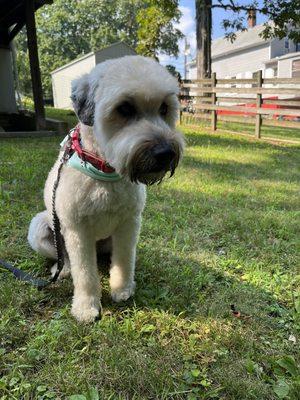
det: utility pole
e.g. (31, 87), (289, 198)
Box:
(184, 37), (190, 80)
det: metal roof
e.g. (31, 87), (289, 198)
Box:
(51, 41), (136, 74)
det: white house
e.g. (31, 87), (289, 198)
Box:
(187, 21), (300, 80)
(51, 42), (136, 109)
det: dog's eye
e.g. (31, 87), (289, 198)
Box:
(116, 101), (136, 118)
(159, 102), (168, 116)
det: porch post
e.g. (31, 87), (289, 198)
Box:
(25, 0), (46, 130)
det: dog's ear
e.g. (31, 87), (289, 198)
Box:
(71, 74), (95, 126)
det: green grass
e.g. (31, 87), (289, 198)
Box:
(182, 115), (300, 143)
(0, 126), (299, 399)
(45, 107), (78, 129)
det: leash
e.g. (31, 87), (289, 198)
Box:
(0, 134), (72, 289)
(0, 125), (118, 288)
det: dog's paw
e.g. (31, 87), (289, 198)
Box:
(71, 298), (102, 323)
(111, 281), (136, 303)
(51, 262), (71, 280)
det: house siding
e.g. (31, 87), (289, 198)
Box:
(212, 43), (270, 78)
(52, 54), (96, 109)
(278, 55), (300, 78)
(270, 38), (286, 58)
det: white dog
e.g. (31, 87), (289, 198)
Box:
(28, 56), (184, 322)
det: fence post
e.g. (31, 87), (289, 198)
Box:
(211, 72), (217, 131)
(255, 70), (262, 138)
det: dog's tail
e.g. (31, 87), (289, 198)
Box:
(28, 211), (56, 260)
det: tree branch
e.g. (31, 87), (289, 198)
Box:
(211, 1), (276, 18)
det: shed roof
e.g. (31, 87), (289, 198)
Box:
(51, 41), (135, 74)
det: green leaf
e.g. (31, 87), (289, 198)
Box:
(191, 369), (201, 378)
(37, 385), (48, 393)
(277, 356), (299, 377)
(69, 396), (87, 400)
(273, 379), (290, 398)
(141, 324), (156, 333)
(86, 387), (99, 400)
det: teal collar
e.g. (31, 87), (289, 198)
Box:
(60, 133), (122, 182)
(67, 152), (122, 182)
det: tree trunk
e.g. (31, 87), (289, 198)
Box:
(195, 0), (212, 79)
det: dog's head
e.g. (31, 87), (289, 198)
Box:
(71, 56), (184, 185)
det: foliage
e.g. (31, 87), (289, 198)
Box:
(136, 0), (183, 58)
(211, 0), (300, 43)
(15, 0), (182, 97)
(0, 122), (299, 398)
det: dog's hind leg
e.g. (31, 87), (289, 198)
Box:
(28, 211), (71, 279)
(28, 211), (56, 259)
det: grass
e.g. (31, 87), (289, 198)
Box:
(0, 125), (299, 399)
(181, 115), (300, 143)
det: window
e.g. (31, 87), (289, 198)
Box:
(292, 59), (300, 78)
(296, 43), (300, 52)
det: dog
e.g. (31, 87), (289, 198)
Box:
(28, 55), (184, 322)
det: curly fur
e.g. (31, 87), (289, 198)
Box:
(28, 56), (184, 322)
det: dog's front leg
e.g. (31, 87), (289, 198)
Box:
(110, 215), (141, 302)
(63, 226), (101, 322)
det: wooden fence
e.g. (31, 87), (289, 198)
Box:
(180, 72), (300, 139)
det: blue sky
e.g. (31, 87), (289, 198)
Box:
(159, 0), (268, 75)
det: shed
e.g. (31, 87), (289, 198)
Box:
(51, 42), (136, 109)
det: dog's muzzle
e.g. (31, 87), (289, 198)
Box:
(128, 140), (181, 185)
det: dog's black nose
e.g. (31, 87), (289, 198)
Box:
(150, 143), (175, 170)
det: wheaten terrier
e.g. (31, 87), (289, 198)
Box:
(28, 56), (184, 322)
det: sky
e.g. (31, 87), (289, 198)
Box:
(159, 0), (268, 75)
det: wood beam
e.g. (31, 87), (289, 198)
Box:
(8, 20), (25, 42)
(25, 0), (46, 130)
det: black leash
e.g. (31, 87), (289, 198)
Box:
(0, 133), (72, 289)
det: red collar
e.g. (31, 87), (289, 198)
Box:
(69, 125), (115, 173)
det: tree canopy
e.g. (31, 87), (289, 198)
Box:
(16, 0), (182, 98)
(212, 0), (300, 42)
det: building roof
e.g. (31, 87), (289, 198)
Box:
(51, 41), (135, 74)
(264, 51), (300, 65)
(212, 24), (271, 59)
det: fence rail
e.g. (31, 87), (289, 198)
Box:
(180, 73), (300, 139)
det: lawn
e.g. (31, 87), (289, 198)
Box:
(0, 126), (299, 399)
(181, 115), (300, 143)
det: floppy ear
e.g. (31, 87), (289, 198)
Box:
(71, 74), (95, 126)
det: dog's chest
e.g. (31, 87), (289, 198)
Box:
(58, 169), (146, 230)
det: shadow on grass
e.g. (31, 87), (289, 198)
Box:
(182, 132), (300, 184)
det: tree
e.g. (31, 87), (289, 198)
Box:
(195, 0), (212, 79)
(195, 0), (300, 78)
(136, 0), (183, 58)
(16, 0), (183, 98)
(213, 1), (300, 43)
